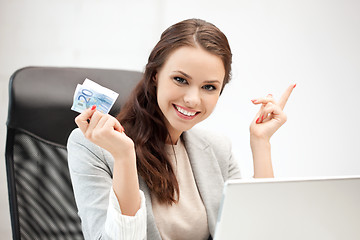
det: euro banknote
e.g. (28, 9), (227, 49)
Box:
(71, 78), (119, 114)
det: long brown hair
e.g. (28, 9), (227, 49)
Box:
(117, 19), (232, 204)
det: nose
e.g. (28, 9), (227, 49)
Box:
(183, 87), (201, 108)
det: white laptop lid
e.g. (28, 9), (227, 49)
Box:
(213, 176), (360, 240)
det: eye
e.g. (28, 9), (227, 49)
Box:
(202, 85), (216, 91)
(173, 76), (188, 84)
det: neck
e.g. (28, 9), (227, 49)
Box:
(166, 131), (182, 145)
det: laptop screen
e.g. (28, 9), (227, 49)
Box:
(214, 176), (360, 240)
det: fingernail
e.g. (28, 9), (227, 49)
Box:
(268, 94), (272, 97)
(261, 115), (264, 121)
(256, 117), (260, 123)
(121, 126), (125, 132)
(251, 99), (257, 103)
(293, 84), (297, 89)
(91, 105), (96, 110)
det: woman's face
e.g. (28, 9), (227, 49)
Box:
(155, 46), (225, 143)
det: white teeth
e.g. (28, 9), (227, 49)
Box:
(175, 105), (196, 116)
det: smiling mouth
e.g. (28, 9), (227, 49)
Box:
(173, 104), (199, 117)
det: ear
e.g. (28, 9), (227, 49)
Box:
(153, 73), (158, 85)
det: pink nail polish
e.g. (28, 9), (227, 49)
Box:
(251, 99), (257, 103)
(293, 84), (297, 89)
(91, 105), (96, 110)
(256, 117), (260, 123)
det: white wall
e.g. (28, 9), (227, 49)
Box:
(1, 0), (359, 237)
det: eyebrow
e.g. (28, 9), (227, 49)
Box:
(173, 71), (192, 79)
(172, 71), (221, 84)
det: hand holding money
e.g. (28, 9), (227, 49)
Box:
(71, 78), (119, 114)
(72, 79), (135, 159)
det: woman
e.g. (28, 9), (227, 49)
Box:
(67, 18), (295, 240)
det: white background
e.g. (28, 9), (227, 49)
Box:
(0, 0), (359, 237)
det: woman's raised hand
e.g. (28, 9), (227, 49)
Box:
(249, 84), (296, 141)
(75, 106), (135, 159)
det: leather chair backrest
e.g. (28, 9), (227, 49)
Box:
(5, 66), (142, 239)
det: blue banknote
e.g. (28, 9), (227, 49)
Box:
(71, 79), (119, 114)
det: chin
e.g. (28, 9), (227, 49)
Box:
(171, 121), (196, 134)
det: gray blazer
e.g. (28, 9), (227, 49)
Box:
(67, 128), (241, 240)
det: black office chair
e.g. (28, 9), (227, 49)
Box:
(5, 66), (142, 240)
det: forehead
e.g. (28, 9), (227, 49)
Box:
(161, 46), (225, 82)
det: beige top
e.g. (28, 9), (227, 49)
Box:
(151, 139), (210, 240)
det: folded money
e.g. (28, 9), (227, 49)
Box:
(71, 78), (119, 114)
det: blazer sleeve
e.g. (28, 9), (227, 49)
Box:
(227, 149), (242, 180)
(67, 128), (147, 240)
(212, 129), (242, 180)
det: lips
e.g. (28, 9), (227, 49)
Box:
(173, 104), (199, 119)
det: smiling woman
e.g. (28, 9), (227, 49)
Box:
(155, 46), (225, 143)
(67, 18), (294, 240)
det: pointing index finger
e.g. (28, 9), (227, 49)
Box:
(278, 84), (296, 110)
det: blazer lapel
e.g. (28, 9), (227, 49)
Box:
(183, 130), (225, 237)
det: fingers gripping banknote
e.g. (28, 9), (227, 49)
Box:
(71, 78), (119, 114)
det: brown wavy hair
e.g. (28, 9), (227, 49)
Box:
(116, 18), (232, 204)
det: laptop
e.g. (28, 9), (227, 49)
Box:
(213, 176), (360, 240)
